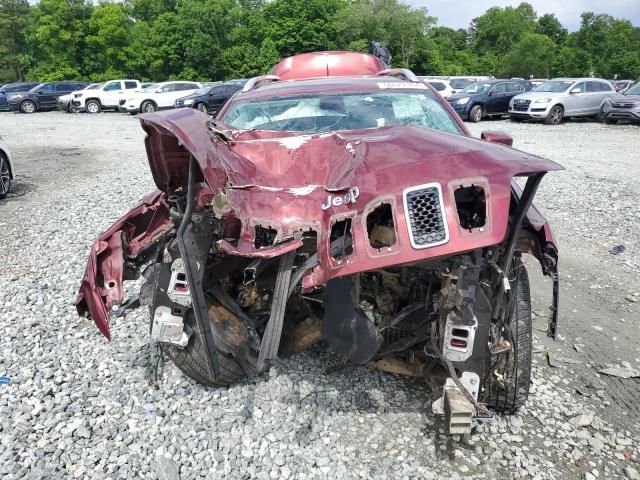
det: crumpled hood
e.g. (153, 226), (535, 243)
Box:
(611, 94), (640, 105)
(138, 108), (562, 195)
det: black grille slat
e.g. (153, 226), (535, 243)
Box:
(405, 186), (447, 247)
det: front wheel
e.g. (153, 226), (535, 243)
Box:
(469, 105), (483, 123)
(481, 257), (532, 413)
(20, 100), (36, 114)
(0, 152), (11, 198)
(544, 105), (563, 125)
(604, 116), (618, 125)
(86, 100), (101, 114)
(141, 101), (157, 113)
(163, 302), (253, 388)
(195, 102), (208, 113)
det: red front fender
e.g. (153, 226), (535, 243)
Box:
(76, 191), (172, 339)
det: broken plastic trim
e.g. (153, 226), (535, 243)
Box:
(176, 155), (220, 380)
(493, 173), (545, 325)
(366, 203), (396, 248)
(454, 185), (486, 230)
(330, 219), (353, 260)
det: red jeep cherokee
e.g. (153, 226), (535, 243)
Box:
(77, 52), (561, 434)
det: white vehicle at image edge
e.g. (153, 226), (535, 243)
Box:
(122, 81), (202, 114)
(419, 78), (455, 98)
(0, 136), (15, 198)
(72, 79), (141, 113)
(509, 77), (616, 125)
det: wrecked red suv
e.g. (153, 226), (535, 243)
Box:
(77, 52), (561, 434)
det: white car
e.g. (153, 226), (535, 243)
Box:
(420, 78), (455, 98)
(121, 81), (202, 114)
(72, 79), (141, 113)
(0, 136), (15, 199)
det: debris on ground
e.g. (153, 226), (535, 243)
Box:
(609, 245), (625, 255)
(599, 363), (640, 379)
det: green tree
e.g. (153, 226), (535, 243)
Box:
(536, 13), (567, 45)
(470, 2), (537, 57)
(0, 0), (31, 82)
(501, 33), (556, 78)
(84, 2), (133, 80)
(26, 0), (93, 80)
(262, 0), (344, 58)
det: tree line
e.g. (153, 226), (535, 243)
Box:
(0, 0), (639, 84)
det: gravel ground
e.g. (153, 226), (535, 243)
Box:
(0, 112), (639, 480)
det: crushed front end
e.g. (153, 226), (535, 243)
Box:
(77, 108), (561, 434)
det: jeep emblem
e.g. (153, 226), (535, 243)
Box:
(321, 187), (360, 210)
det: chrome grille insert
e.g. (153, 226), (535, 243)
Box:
(403, 183), (449, 249)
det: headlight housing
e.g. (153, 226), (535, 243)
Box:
(184, 99), (194, 106)
(456, 97), (470, 105)
(532, 98), (552, 104)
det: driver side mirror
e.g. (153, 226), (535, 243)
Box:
(570, 88), (582, 94)
(481, 130), (513, 147)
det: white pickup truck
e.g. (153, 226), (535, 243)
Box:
(72, 79), (141, 113)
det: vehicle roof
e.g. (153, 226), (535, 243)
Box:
(549, 77), (611, 82)
(234, 76), (436, 102)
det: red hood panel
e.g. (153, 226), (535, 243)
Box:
(139, 109), (562, 194)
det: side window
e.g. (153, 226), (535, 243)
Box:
(54, 83), (70, 92)
(599, 82), (613, 92)
(104, 82), (121, 91)
(125, 81), (138, 89)
(38, 84), (55, 93)
(507, 82), (525, 93)
(430, 82), (446, 91)
(159, 84), (176, 93)
(572, 82), (586, 93)
(182, 83), (198, 91)
(491, 83), (507, 94)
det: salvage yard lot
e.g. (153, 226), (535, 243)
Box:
(0, 112), (639, 479)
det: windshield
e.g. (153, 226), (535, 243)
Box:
(533, 81), (573, 93)
(462, 83), (490, 94)
(624, 82), (640, 95)
(193, 86), (212, 96)
(450, 79), (475, 89)
(222, 91), (462, 135)
(142, 83), (158, 92)
(87, 83), (103, 90)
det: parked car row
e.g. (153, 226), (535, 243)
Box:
(0, 78), (248, 116)
(435, 76), (638, 126)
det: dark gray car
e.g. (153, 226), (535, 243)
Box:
(601, 81), (640, 124)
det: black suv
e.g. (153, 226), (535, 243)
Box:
(447, 79), (533, 122)
(0, 82), (40, 111)
(174, 80), (247, 114)
(7, 81), (87, 114)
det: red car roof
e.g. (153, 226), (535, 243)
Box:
(270, 51), (387, 80)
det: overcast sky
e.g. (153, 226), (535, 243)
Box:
(408, 0), (640, 31)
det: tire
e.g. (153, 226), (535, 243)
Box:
(604, 116), (618, 125)
(482, 257), (532, 413)
(141, 100), (157, 113)
(20, 100), (36, 114)
(509, 116), (523, 123)
(0, 151), (11, 198)
(195, 103), (208, 113)
(163, 305), (250, 388)
(86, 100), (101, 114)
(544, 105), (563, 125)
(67, 103), (79, 113)
(469, 105), (483, 123)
